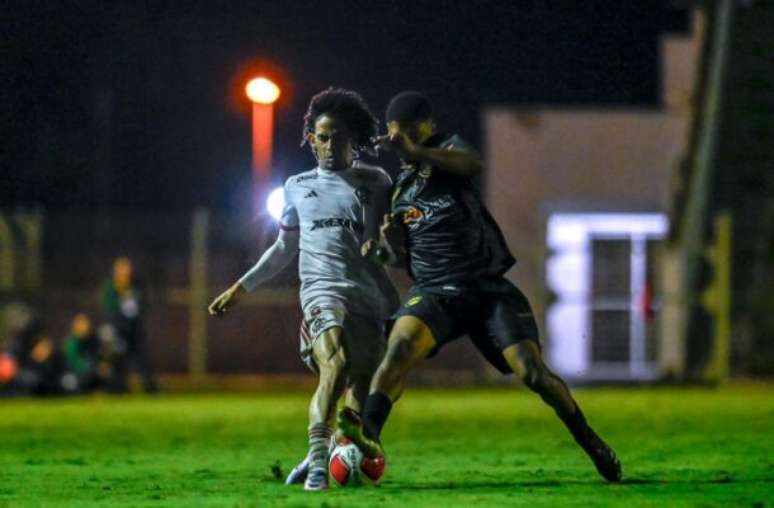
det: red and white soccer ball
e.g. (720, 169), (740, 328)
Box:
(329, 438), (386, 486)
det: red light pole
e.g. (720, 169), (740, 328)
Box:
(245, 77), (280, 202)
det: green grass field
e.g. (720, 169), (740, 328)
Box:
(1, 384), (773, 507)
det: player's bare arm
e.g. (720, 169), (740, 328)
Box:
(378, 213), (407, 267)
(208, 282), (246, 316)
(374, 130), (483, 177)
(361, 214), (407, 268)
(207, 228), (299, 316)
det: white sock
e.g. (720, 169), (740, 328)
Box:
(307, 423), (332, 478)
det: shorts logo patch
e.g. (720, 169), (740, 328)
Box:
(309, 318), (323, 335)
(309, 314), (334, 335)
(406, 296), (423, 307)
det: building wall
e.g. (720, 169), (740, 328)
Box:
(484, 110), (686, 326)
(480, 11), (704, 374)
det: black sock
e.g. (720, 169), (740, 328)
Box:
(362, 392), (392, 441)
(560, 406), (595, 445)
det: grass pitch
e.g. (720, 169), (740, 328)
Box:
(0, 384), (772, 507)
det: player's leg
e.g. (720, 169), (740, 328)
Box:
(305, 326), (348, 490)
(344, 375), (369, 414)
(370, 316), (436, 401)
(480, 280), (622, 482)
(339, 311), (395, 428)
(132, 332), (159, 393)
(108, 353), (129, 394)
(341, 315), (388, 415)
(338, 315), (437, 457)
(502, 341), (621, 482)
(502, 340), (577, 418)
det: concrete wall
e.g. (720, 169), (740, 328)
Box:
(484, 109), (686, 329)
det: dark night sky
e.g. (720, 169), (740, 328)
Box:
(2, 1), (688, 212)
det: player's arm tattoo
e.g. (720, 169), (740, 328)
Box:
(237, 228), (299, 291)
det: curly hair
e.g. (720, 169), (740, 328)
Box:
(301, 87), (378, 152)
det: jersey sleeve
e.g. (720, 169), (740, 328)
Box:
(440, 134), (477, 155)
(280, 178), (300, 231)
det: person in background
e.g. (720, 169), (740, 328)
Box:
(1, 301), (64, 395)
(61, 313), (107, 394)
(100, 257), (158, 393)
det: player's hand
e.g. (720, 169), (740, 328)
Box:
(373, 131), (420, 159)
(208, 283), (245, 317)
(361, 239), (378, 258)
(380, 214), (402, 248)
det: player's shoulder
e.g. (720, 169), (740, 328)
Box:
(438, 133), (474, 152)
(353, 161), (392, 186)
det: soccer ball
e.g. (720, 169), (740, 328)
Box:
(328, 438), (386, 486)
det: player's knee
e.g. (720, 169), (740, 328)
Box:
(513, 352), (544, 390)
(521, 360), (554, 393)
(506, 342), (544, 390)
(384, 336), (420, 368)
(520, 363), (539, 390)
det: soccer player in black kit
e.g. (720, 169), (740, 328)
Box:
(340, 91), (622, 482)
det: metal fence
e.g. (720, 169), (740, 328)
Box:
(0, 210), (496, 379)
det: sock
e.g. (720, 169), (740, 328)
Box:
(559, 406), (595, 446)
(307, 422), (332, 477)
(362, 392), (392, 441)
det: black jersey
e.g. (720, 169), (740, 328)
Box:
(391, 133), (515, 289)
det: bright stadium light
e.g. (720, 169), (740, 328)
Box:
(266, 186), (284, 221)
(245, 77), (281, 105)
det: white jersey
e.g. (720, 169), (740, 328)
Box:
(281, 161), (399, 320)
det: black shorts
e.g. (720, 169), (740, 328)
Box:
(392, 277), (539, 374)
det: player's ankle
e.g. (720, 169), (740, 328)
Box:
(362, 392), (392, 441)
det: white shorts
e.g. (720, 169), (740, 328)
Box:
(299, 306), (387, 378)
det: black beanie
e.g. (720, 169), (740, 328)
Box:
(385, 91), (432, 124)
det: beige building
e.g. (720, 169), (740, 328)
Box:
(484, 12), (703, 381)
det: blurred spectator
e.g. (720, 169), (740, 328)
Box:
(61, 313), (108, 394)
(1, 301), (64, 396)
(100, 257), (158, 393)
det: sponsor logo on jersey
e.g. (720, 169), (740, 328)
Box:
(401, 207), (424, 224)
(304, 190), (318, 199)
(406, 296), (423, 307)
(310, 218), (364, 233)
(296, 173), (318, 182)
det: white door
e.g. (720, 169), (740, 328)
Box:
(546, 213), (668, 382)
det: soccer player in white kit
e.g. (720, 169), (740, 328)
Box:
(208, 88), (398, 491)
